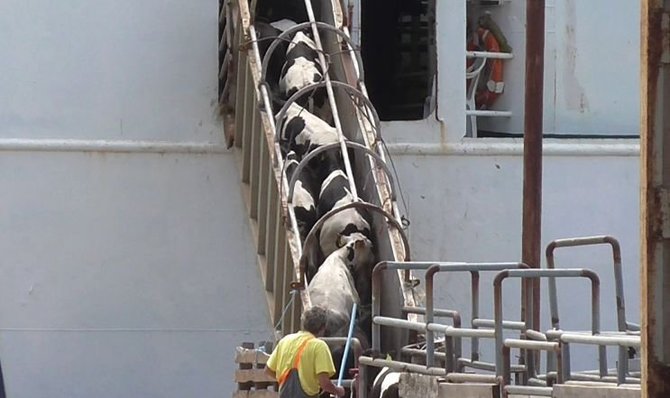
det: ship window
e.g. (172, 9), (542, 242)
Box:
(360, 0), (437, 121)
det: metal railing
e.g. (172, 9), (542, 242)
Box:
(424, 262), (530, 370)
(545, 235), (639, 382)
(361, 258), (641, 398)
(494, 269), (600, 397)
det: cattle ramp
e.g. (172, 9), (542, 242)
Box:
(218, 0), (421, 359)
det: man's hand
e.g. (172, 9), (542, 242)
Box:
(318, 373), (346, 397)
(333, 385), (346, 397)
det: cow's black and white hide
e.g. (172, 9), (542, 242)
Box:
(280, 32), (332, 123)
(308, 234), (374, 336)
(285, 150), (318, 242)
(253, 20), (289, 109)
(370, 367), (400, 398)
(316, 168), (373, 260)
(279, 102), (339, 159)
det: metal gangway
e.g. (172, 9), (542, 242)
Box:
(218, 0), (423, 391)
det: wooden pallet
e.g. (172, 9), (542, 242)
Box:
(234, 342), (279, 398)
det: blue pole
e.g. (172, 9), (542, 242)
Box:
(337, 302), (358, 387)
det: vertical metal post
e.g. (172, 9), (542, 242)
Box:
(521, 0), (545, 334)
(471, 272), (480, 362)
(425, 265), (437, 368)
(642, 0), (670, 396)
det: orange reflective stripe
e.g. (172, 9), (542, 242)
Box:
(277, 337), (313, 386)
(277, 370), (291, 386)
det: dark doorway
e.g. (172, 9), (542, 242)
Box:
(361, 0), (436, 121)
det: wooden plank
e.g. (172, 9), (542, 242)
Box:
(235, 347), (271, 365)
(238, 342), (255, 391)
(233, 391), (278, 398)
(235, 369), (276, 384)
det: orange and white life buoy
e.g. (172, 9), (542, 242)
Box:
(475, 27), (505, 109)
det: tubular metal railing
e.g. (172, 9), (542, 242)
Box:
(545, 235), (639, 382)
(424, 262), (530, 371)
(494, 268), (600, 397)
(360, 256), (640, 398)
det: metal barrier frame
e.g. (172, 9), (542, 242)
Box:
(493, 269), (601, 397)
(545, 235), (637, 380)
(423, 262), (530, 369)
(545, 235), (634, 332)
(371, 262), (445, 352)
(400, 306), (461, 365)
(559, 333), (641, 385)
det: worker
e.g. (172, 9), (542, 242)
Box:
(265, 306), (346, 397)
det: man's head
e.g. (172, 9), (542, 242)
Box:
(301, 306), (328, 336)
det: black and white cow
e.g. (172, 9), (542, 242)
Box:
(280, 31), (322, 96)
(285, 151), (318, 242)
(317, 167), (372, 259)
(254, 20), (288, 105)
(280, 31), (332, 123)
(370, 367), (400, 398)
(308, 233), (372, 336)
(279, 102), (339, 159)
(348, 234), (375, 306)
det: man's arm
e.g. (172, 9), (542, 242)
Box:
(265, 366), (276, 380)
(318, 373), (345, 397)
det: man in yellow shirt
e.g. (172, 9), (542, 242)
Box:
(266, 306), (346, 397)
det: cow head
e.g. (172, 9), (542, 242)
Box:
(338, 232), (374, 273)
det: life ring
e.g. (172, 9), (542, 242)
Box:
(474, 27), (504, 109)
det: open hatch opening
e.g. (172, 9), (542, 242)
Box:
(361, 0), (436, 121)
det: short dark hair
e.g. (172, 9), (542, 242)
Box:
(301, 306), (328, 334)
